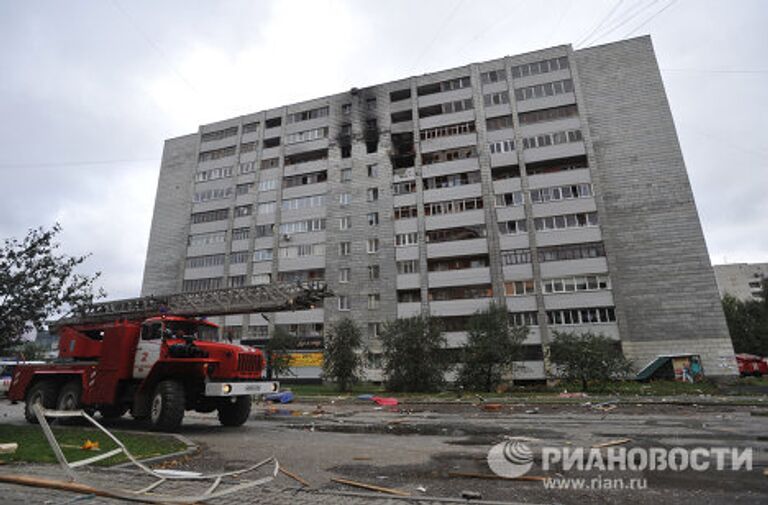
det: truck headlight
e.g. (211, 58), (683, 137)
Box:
(222, 384), (232, 394)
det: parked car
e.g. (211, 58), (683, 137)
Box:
(736, 354), (768, 377)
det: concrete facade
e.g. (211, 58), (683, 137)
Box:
(141, 35), (738, 379)
(714, 263), (768, 301)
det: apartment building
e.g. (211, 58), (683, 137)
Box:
(141, 35), (738, 380)
(714, 263), (768, 301)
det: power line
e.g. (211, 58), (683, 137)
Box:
(574, 0), (626, 48)
(578, 0), (662, 48)
(623, 0), (680, 38)
(410, 0), (466, 72)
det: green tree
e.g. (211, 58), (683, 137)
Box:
(722, 286), (768, 356)
(0, 224), (104, 354)
(549, 331), (633, 391)
(322, 318), (364, 391)
(381, 315), (446, 392)
(16, 341), (46, 361)
(266, 326), (298, 379)
(458, 303), (528, 392)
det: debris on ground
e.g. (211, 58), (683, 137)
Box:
(279, 466), (310, 487)
(357, 394), (374, 401)
(265, 391), (294, 404)
(0, 443), (18, 454)
(558, 392), (588, 398)
(331, 477), (410, 496)
(525, 408), (539, 414)
(592, 438), (632, 448)
(416, 485), (427, 493)
(461, 490), (482, 500)
(371, 396), (399, 406)
(480, 403), (503, 412)
(80, 440), (100, 451)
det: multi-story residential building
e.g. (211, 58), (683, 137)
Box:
(141, 35), (738, 380)
(714, 263), (768, 301)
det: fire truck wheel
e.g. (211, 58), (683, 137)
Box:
(56, 382), (84, 425)
(149, 380), (185, 431)
(217, 396), (252, 427)
(24, 380), (59, 424)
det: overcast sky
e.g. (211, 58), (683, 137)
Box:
(0, 0), (766, 300)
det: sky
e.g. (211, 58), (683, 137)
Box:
(0, 0), (766, 301)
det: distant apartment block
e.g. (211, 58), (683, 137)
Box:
(141, 36), (737, 380)
(714, 263), (768, 301)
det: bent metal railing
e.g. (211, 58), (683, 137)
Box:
(33, 405), (279, 503)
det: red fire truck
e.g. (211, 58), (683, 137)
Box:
(7, 283), (327, 431)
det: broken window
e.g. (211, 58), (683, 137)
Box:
(263, 137), (280, 148)
(391, 110), (413, 123)
(265, 116), (282, 128)
(390, 88), (411, 102)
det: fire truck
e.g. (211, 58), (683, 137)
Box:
(7, 283), (328, 431)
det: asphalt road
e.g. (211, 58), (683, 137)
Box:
(0, 397), (766, 504)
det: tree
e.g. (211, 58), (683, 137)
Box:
(0, 224), (104, 354)
(16, 341), (46, 361)
(722, 286), (768, 357)
(266, 326), (298, 379)
(549, 331), (633, 391)
(458, 303), (528, 392)
(322, 318), (364, 391)
(381, 315), (447, 392)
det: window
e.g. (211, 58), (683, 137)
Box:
(339, 216), (351, 230)
(188, 231), (226, 247)
(367, 212), (379, 226)
(505, 280), (535, 296)
(421, 146), (477, 165)
(519, 104), (578, 125)
(483, 92), (509, 107)
(428, 255), (488, 272)
(537, 242), (606, 263)
(263, 137), (280, 148)
(418, 98), (473, 119)
(279, 218), (326, 234)
(261, 157), (279, 170)
(338, 295), (350, 311)
(416, 76), (471, 96)
(340, 168), (352, 182)
(491, 165), (521, 180)
(265, 117), (282, 128)
(234, 205), (253, 217)
(258, 179), (277, 192)
(236, 183), (254, 196)
(368, 294), (380, 310)
(230, 251), (249, 264)
(366, 97), (377, 110)
(186, 254), (225, 269)
(368, 323), (381, 338)
(339, 193), (352, 206)
(285, 148), (328, 166)
(510, 311), (539, 327)
(419, 121), (476, 141)
(283, 170), (328, 188)
(341, 103), (352, 115)
(489, 139), (515, 154)
(228, 275), (247, 288)
(193, 187), (234, 203)
(495, 191), (524, 207)
(522, 129), (582, 149)
(195, 165), (233, 182)
(257, 202), (276, 215)
(398, 289), (421, 303)
(368, 265), (380, 280)
(367, 238), (379, 253)
(546, 306), (616, 325)
(367, 164), (379, 178)
(542, 274), (610, 294)
(341, 145), (351, 158)
(278, 243), (325, 258)
(498, 219), (527, 235)
(201, 126), (238, 143)
(285, 126), (329, 144)
(287, 106), (329, 124)
(511, 56), (569, 79)
(530, 183), (592, 203)
(423, 170), (481, 189)
(243, 121), (260, 133)
(253, 249), (273, 262)
(395, 233), (418, 247)
(251, 273), (271, 286)
(390, 88), (411, 101)
(429, 284), (493, 301)
(486, 115), (514, 131)
(501, 248), (532, 265)
(526, 156), (588, 176)
(514, 78), (574, 101)
(255, 224), (274, 238)
(366, 187), (379, 202)
(397, 260), (419, 274)
(533, 212), (598, 231)
(191, 208), (229, 224)
(394, 205), (418, 220)
(391, 110), (413, 123)
(198, 146), (236, 162)
(424, 197), (484, 216)
(182, 277), (223, 292)
(239, 161), (256, 174)
(240, 141), (257, 153)
(339, 242), (351, 256)
(393, 180), (416, 195)
(481, 68), (506, 84)
(232, 227), (250, 241)
(282, 194), (325, 211)
(339, 268), (350, 283)
(426, 225), (486, 243)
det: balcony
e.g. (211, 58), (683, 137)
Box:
(429, 297), (492, 316)
(428, 267), (490, 288)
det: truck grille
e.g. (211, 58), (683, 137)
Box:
(237, 354), (261, 373)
